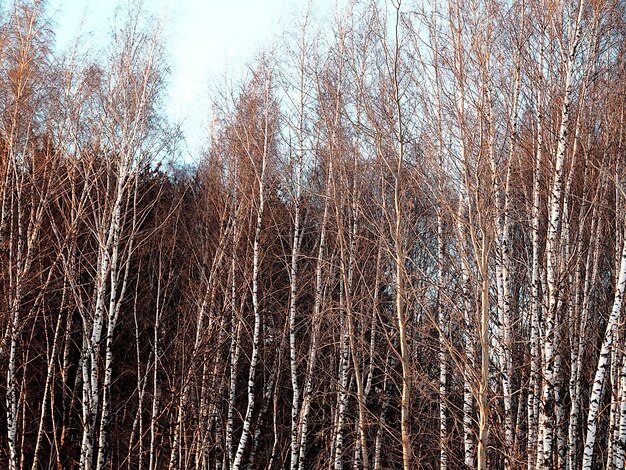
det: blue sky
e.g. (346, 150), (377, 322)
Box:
(47, 0), (338, 159)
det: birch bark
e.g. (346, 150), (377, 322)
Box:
(582, 224), (626, 468)
(231, 74), (271, 470)
(541, 2), (585, 466)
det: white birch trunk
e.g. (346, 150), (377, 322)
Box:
(346, 206), (368, 470)
(437, 212), (448, 470)
(226, 218), (241, 466)
(541, 3), (584, 465)
(288, 156), (302, 470)
(80, 218), (114, 470)
(247, 360), (277, 470)
(613, 352), (626, 469)
(608, 343), (621, 469)
(231, 76), (270, 470)
(6, 297), (21, 470)
(96, 174), (134, 470)
(333, 277), (351, 470)
(296, 161), (330, 470)
(528, 36), (544, 469)
(582, 229), (626, 468)
(230, 188), (263, 470)
(457, 177), (476, 469)
(568, 197), (602, 470)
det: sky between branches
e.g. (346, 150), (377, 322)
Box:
(47, 0), (340, 161)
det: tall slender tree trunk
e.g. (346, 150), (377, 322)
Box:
(231, 75), (270, 470)
(540, 3), (584, 466)
(437, 212), (448, 470)
(582, 226), (626, 468)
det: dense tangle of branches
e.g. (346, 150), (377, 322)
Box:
(1, 1), (626, 469)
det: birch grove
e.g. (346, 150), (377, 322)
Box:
(2, 0), (626, 469)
